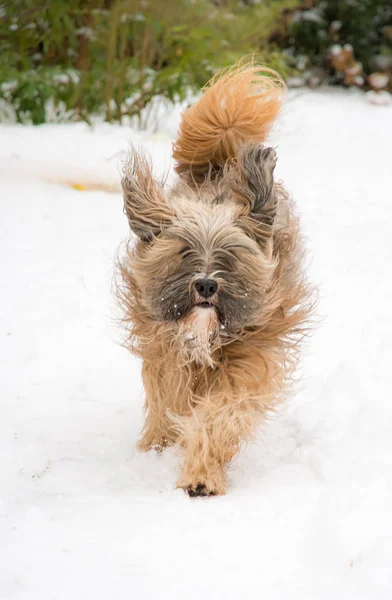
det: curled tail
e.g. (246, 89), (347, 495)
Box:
(173, 62), (285, 182)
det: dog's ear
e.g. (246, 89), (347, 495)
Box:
(122, 151), (174, 240)
(229, 144), (278, 248)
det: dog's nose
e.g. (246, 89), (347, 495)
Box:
(195, 278), (218, 299)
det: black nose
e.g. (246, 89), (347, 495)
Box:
(195, 278), (218, 299)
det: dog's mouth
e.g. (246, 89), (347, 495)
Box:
(196, 300), (214, 308)
(193, 300), (227, 329)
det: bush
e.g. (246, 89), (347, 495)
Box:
(284, 0), (392, 90)
(0, 0), (298, 125)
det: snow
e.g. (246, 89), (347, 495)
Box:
(367, 90), (392, 106)
(1, 89), (392, 599)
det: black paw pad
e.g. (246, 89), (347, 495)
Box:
(187, 484), (216, 498)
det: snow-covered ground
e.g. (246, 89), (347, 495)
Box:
(1, 89), (392, 599)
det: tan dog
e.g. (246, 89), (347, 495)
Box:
(117, 63), (313, 496)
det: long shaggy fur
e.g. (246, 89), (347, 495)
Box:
(173, 63), (285, 182)
(117, 62), (314, 497)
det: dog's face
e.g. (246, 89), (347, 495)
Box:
(136, 204), (272, 335)
(123, 145), (278, 355)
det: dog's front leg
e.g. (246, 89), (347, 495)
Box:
(176, 397), (261, 496)
(137, 362), (179, 452)
(137, 399), (176, 452)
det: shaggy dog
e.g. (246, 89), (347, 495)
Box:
(118, 63), (313, 496)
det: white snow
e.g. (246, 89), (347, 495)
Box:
(1, 89), (392, 599)
(366, 90), (392, 106)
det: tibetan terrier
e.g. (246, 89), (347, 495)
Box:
(117, 63), (313, 496)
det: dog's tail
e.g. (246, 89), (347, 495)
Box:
(173, 62), (285, 182)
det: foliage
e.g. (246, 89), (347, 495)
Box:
(0, 0), (298, 125)
(3, 0), (388, 125)
(285, 0), (392, 90)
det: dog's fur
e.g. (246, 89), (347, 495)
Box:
(117, 63), (313, 496)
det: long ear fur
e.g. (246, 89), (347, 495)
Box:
(227, 144), (278, 248)
(122, 151), (174, 240)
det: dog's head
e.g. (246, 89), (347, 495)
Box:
(122, 144), (280, 362)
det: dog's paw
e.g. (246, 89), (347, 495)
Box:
(137, 435), (170, 453)
(186, 483), (217, 498)
(177, 471), (227, 497)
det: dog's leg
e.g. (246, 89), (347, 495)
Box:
(137, 401), (176, 452)
(137, 359), (195, 452)
(137, 363), (180, 452)
(176, 397), (261, 496)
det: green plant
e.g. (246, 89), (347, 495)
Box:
(285, 0), (392, 89)
(0, 0), (299, 125)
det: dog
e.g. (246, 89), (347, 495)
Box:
(117, 63), (313, 496)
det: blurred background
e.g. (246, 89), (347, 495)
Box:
(1, 0), (391, 126)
